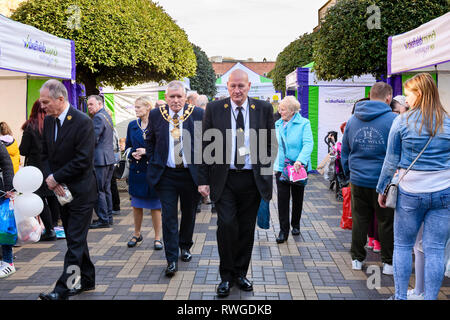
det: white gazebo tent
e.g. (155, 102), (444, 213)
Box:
(214, 62), (277, 101)
(388, 12), (450, 113)
(101, 79), (191, 138)
(0, 14), (75, 145)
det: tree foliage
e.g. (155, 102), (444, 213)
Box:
(269, 32), (316, 93)
(313, 0), (449, 81)
(189, 44), (217, 98)
(11, 0), (197, 95)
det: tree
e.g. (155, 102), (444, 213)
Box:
(190, 44), (217, 98)
(269, 32), (316, 93)
(11, 0), (197, 95)
(313, 0), (449, 81)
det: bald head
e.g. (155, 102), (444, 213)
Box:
(227, 69), (251, 106)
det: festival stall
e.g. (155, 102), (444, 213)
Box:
(387, 12), (450, 113)
(0, 14), (76, 144)
(286, 62), (376, 169)
(215, 62), (279, 101)
(101, 79), (191, 138)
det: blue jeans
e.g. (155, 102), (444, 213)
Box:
(394, 186), (450, 300)
(1, 245), (13, 264)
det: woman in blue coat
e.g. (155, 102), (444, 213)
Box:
(125, 97), (162, 249)
(274, 96), (314, 243)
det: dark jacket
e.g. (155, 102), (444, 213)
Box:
(125, 119), (157, 199)
(145, 104), (204, 188)
(0, 142), (14, 193)
(41, 106), (97, 204)
(92, 108), (115, 166)
(198, 97), (276, 202)
(19, 126), (53, 197)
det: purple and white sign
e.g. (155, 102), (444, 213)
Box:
(0, 14), (75, 79)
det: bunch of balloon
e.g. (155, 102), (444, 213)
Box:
(12, 166), (44, 221)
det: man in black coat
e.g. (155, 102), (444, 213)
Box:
(87, 95), (116, 228)
(198, 69), (276, 297)
(145, 80), (204, 277)
(38, 80), (97, 300)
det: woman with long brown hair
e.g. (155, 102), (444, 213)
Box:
(377, 73), (449, 300)
(19, 99), (61, 241)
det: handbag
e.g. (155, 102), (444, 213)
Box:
(340, 186), (352, 230)
(256, 199), (270, 229)
(383, 137), (432, 209)
(279, 131), (308, 187)
(0, 199), (17, 245)
(113, 147), (131, 179)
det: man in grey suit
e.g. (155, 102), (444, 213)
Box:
(87, 95), (116, 229)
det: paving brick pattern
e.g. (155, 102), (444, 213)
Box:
(1, 174), (448, 300)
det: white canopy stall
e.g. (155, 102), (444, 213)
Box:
(0, 14), (75, 144)
(388, 12), (450, 112)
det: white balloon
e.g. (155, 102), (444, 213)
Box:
(13, 193), (44, 218)
(13, 166), (43, 193)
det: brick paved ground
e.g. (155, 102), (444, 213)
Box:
(1, 174), (448, 300)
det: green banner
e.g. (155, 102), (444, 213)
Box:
(27, 78), (49, 118)
(103, 93), (116, 126)
(308, 86), (319, 169)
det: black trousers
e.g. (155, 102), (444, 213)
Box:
(214, 170), (261, 282)
(110, 176), (120, 211)
(275, 172), (305, 236)
(155, 168), (200, 263)
(54, 197), (96, 297)
(39, 195), (61, 231)
(350, 184), (394, 264)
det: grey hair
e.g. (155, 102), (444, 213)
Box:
(279, 96), (300, 113)
(196, 95), (208, 107)
(40, 79), (68, 101)
(87, 95), (104, 106)
(165, 80), (186, 94)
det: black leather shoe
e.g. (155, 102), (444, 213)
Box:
(276, 232), (288, 243)
(165, 262), (177, 277)
(40, 229), (56, 241)
(39, 291), (68, 300)
(236, 276), (253, 291)
(291, 228), (300, 236)
(67, 285), (95, 297)
(180, 249), (192, 262)
(217, 281), (233, 297)
(89, 221), (110, 229)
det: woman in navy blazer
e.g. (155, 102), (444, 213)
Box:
(274, 96), (314, 244)
(125, 97), (162, 249)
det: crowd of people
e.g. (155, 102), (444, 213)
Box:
(0, 71), (448, 300)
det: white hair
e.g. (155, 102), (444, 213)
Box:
(196, 95), (208, 107)
(279, 96), (300, 113)
(40, 79), (68, 101)
(165, 80), (186, 94)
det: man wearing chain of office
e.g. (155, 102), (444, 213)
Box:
(145, 80), (204, 277)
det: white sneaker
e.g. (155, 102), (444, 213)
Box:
(407, 289), (424, 300)
(352, 259), (363, 270)
(0, 262), (16, 279)
(382, 263), (393, 275)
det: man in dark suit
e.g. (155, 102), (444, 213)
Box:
(38, 80), (97, 300)
(145, 80), (204, 277)
(87, 95), (116, 228)
(198, 69), (276, 297)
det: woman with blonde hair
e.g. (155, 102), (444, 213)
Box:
(377, 73), (450, 300)
(125, 97), (163, 249)
(0, 122), (20, 173)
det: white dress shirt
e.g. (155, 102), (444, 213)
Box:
(230, 98), (252, 170)
(166, 107), (187, 168)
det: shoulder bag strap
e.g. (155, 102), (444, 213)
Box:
(397, 136), (433, 184)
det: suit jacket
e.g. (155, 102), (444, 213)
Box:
(41, 106), (97, 204)
(198, 97), (276, 202)
(92, 108), (115, 166)
(145, 104), (204, 188)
